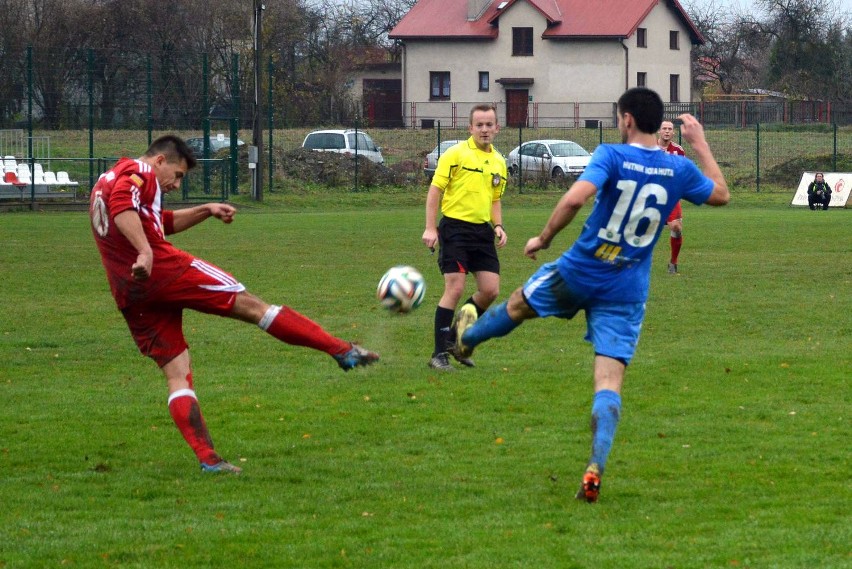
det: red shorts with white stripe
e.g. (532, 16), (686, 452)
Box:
(121, 259), (246, 367)
(667, 201), (683, 224)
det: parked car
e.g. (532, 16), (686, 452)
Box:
(422, 139), (463, 179)
(507, 139), (591, 179)
(185, 134), (245, 156)
(302, 129), (384, 164)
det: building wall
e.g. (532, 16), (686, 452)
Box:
(627, 3), (694, 101)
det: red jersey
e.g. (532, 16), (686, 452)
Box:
(662, 141), (685, 156)
(90, 157), (193, 309)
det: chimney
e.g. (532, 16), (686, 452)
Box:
(468, 0), (490, 20)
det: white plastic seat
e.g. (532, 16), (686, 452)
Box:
(34, 171), (45, 184)
(43, 171), (58, 184)
(16, 164), (31, 184)
(33, 163), (44, 177)
(56, 171), (77, 185)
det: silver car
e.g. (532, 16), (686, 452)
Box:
(186, 135), (245, 157)
(507, 139), (591, 179)
(423, 139), (463, 179)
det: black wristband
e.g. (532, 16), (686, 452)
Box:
(494, 224), (504, 231)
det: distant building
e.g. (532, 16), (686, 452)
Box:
(390, 0), (704, 127)
(345, 47), (402, 127)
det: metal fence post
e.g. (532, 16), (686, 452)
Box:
(833, 123), (837, 172)
(88, 49), (94, 190)
(756, 122), (760, 193)
(146, 56), (152, 146)
(268, 55), (274, 193)
(518, 124), (523, 194)
(26, 45), (33, 206)
(230, 53), (240, 196)
(202, 53), (211, 193)
(354, 119), (359, 192)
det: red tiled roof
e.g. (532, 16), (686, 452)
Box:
(390, 0), (703, 43)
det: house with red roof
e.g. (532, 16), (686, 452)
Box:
(389, 0), (704, 127)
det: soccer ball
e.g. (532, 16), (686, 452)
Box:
(377, 265), (426, 313)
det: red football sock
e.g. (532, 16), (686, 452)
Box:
(168, 388), (220, 465)
(670, 235), (683, 264)
(260, 305), (350, 356)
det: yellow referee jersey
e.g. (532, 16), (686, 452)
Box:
(431, 137), (507, 224)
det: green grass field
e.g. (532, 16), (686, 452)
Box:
(0, 195), (849, 568)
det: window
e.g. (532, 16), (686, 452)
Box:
(670, 74), (680, 102)
(513, 27), (533, 56)
(636, 28), (647, 48)
(669, 30), (680, 50)
(479, 71), (490, 92)
(430, 72), (450, 100)
(637, 72), (647, 87)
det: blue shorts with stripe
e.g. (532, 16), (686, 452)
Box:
(522, 261), (645, 364)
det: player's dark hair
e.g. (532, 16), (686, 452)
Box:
(617, 88), (664, 135)
(145, 135), (197, 170)
(469, 103), (498, 124)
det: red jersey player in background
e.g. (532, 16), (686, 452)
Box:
(658, 120), (686, 274)
(90, 135), (379, 474)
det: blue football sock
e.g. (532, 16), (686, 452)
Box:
(589, 389), (622, 474)
(462, 301), (520, 349)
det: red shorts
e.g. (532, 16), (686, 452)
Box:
(667, 201), (683, 224)
(121, 259), (245, 367)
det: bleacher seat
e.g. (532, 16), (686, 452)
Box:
(34, 171), (45, 185)
(16, 164), (32, 184)
(33, 163), (44, 177)
(56, 171), (77, 186)
(5, 171), (26, 187)
(43, 171), (58, 184)
(3, 156), (16, 173)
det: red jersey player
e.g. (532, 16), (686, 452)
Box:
(90, 135), (379, 474)
(658, 120), (686, 274)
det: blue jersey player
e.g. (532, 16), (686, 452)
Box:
(454, 88), (729, 503)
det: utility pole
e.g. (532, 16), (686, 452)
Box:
(252, 0), (264, 201)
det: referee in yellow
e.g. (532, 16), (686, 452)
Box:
(422, 103), (508, 371)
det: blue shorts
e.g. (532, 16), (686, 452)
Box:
(522, 262), (646, 364)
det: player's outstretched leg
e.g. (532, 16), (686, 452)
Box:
(258, 304), (379, 371)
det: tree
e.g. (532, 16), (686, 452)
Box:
(760, 0), (849, 99)
(0, 0), (29, 127)
(687, 0), (770, 95)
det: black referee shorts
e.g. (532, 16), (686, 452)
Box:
(437, 216), (500, 275)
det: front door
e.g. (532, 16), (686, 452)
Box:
(506, 90), (528, 127)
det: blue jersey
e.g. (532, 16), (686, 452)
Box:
(557, 143), (714, 302)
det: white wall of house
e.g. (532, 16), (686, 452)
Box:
(628, 3), (694, 102)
